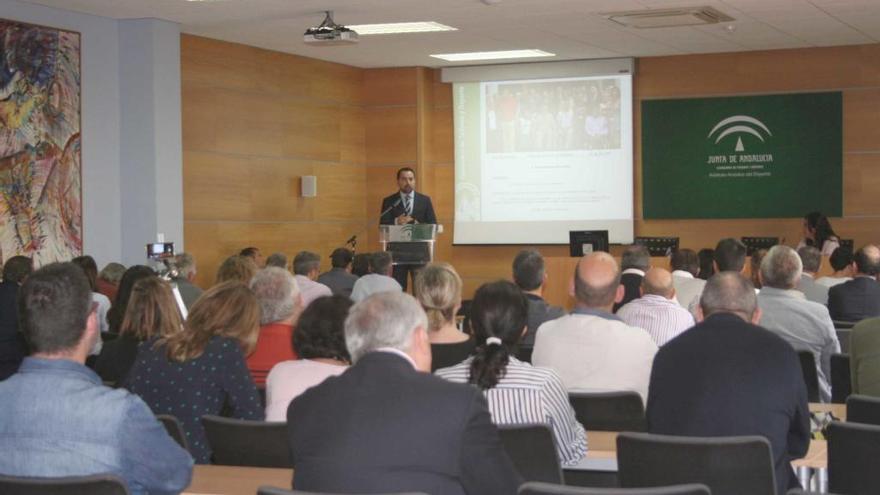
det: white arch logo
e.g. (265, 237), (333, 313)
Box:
(707, 115), (772, 152)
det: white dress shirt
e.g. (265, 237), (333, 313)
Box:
(265, 359), (347, 421)
(293, 275), (332, 308)
(671, 270), (706, 311)
(617, 294), (696, 347)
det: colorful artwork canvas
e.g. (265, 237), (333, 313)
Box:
(0, 19), (81, 265)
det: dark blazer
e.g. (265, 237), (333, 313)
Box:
(613, 272), (643, 313)
(522, 293), (565, 347)
(317, 268), (358, 297)
(380, 191), (437, 225)
(646, 313), (811, 495)
(287, 351), (521, 495)
(0, 281), (25, 380)
(828, 276), (880, 322)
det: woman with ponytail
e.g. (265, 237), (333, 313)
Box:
(435, 280), (587, 465)
(415, 263), (475, 372)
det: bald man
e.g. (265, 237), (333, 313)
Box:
(828, 244), (880, 322)
(532, 252), (658, 403)
(617, 268), (696, 347)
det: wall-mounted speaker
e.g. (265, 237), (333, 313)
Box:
(301, 175), (317, 197)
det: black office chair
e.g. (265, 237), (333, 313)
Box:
(830, 354), (851, 404)
(518, 482), (711, 494)
(156, 414), (189, 452)
(617, 432), (776, 495)
(568, 391), (646, 432)
(797, 351), (821, 403)
(827, 420), (880, 494)
(258, 488), (427, 495)
(497, 424), (564, 484)
(846, 395), (880, 426)
(201, 415), (292, 467)
(0, 474), (130, 494)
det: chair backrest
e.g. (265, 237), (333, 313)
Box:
(827, 420), (880, 494)
(201, 415), (292, 468)
(257, 488), (427, 495)
(617, 432), (776, 495)
(847, 394), (880, 425)
(0, 474), (130, 495)
(797, 351), (820, 403)
(568, 391), (646, 432)
(156, 414), (189, 452)
(518, 481), (711, 495)
(497, 424), (563, 484)
(830, 354), (851, 404)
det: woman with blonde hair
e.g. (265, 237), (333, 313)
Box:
(215, 254), (258, 285)
(124, 281), (263, 463)
(415, 263), (475, 372)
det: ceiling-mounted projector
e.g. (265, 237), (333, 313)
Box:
(304, 11), (359, 45)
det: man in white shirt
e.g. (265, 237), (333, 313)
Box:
(532, 252), (658, 403)
(797, 246), (829, 305)
(292, 251), (333, 308)
(618, 268), (695, 347)
(670, 248), (705, 311)
(351, 251), (402, 302)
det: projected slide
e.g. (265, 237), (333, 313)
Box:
(453, 74), (633, 244)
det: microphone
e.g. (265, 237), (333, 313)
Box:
(379, 198), (402, 220)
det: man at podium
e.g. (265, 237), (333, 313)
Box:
(380, 167), (437, 290)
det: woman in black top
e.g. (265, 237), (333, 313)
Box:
(415, 263), (475, 372)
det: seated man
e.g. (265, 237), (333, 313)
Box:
(647, 272), (810, 495)
(850, 316), (880, 397)
(828, 244), (880, 322)
(248, 267), (303, 385)
(532, 252), (658, 402)
(287, 291), (521, 494)
(350, 251), (402, 302)
(512, 249), (564, 347)
(617, 267), (695, 347)
(797, 246), (829, 305)
(292, 251), (333, 308)
(613, 244), (651, 312)
(171, 252), (203, 309)
(670, 248), (705, 310)
(757, 246), (839, 402)
(0, 263), (192, 494)
(317, 247), (359, 297)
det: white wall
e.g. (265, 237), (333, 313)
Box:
(0, 1), (183, 267)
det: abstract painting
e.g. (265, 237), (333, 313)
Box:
(0, 19), (81, 266)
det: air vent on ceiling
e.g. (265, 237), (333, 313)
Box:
(602, 6), (734, 29)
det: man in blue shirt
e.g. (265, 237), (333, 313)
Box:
(0, 262), (193, 495)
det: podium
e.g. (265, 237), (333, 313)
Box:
(379, 224), (440, 267)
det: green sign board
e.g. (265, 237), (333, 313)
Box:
(642, 92), (842, 219)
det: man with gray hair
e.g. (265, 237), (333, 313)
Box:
(248, 267), (303, 385)
(796, 246), (829, 305)
(292, 251), (332, 308)
(532, 252), (657, 402)
(613, 244), (651, 312)
(286, 291), (520, 494)
(647, 272), (810, 495)
(512, 249), (564, 347)
(618, 267), (695, 347)
(350, 251), (402, 302)
(170, 252), (203, 309)
(265, 252), (288, 269)
(757, 245), (840, 402)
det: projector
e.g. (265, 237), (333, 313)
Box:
(304, 11), (359, 45)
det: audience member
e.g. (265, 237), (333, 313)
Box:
(95, 276), (181, 384)
(170, 252), (203, 309)
(757, 246), (839, 402)
(0, 256), (31, 380)
(749, 248), (768, 290)
(816, 246), (854, 288)
(265, 252), (288, 269)
(97, 261), (125, 303)
(613, 244), (650, 312)
(317, 247), (359, 297)
(124, 281), (264, 463)
(512, 249), (564, 347)
(71, 255), (111, 335)
(436, 280), (587, 465)
(798, 211), (840, 256)
(714, 237), (748, 273)
(265, 295), (351, 421)
(287, 291), (520, 494)
(240, 246), (265, 267)
(646, 272), (810, 495)
(107, 265), (155, 335)
(0, 263), (192, 493)
(617, 268), (695, 347)
(828, 244), (880, 322)
(248, 267), (303, 385)
(697, 248), (715, 280)
(532, 252), (657, 402)
(797, 246), (829, 305)
(849, 316), (880, 397)
(215, 254), (258, 286)
(351, 251), (402, 302)
(670, 248), (704, 311)
(415, 263), (474, 372)
(292, 251), (333, 307)
(351, 252), (371, 277)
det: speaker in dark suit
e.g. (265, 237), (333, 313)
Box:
(379, 168), (437, 290)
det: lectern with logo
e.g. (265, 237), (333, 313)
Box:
(379, 224), (440, 267)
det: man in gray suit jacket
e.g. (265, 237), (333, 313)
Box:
(797, 246), (829, 305)
(317, 248), (359, 297)
(513, 250), (565, 347)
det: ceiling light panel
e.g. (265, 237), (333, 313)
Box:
(430, 49), (555, 61)
(348, 22), (457, 35)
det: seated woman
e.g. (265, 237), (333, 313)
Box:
(435, 280), (587, 465)
(247, 267), (302, 386)
(817, 246), (854, 288)
(415, 263), (475, 372)
(107, 265), (156, 335)
(124, 281), (263, 464)
(265, 295), (352, 421)
(799, 211), (840, 256)
(95, 276), (181, 384)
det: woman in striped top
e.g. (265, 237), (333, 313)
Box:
(435, 280), (587, 466)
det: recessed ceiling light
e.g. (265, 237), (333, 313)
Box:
(348, 22), (457, 35)
(430, 49), (555, 62)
